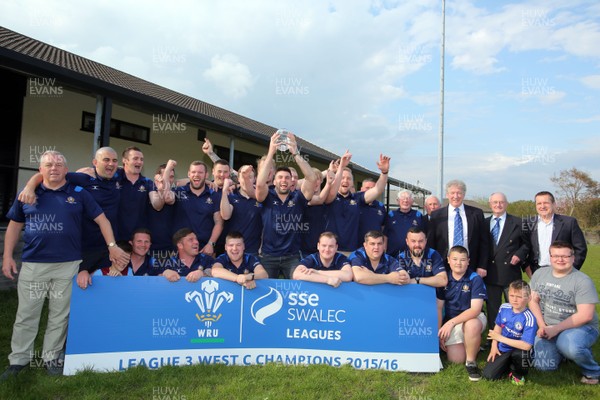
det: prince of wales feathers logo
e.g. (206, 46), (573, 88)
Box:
(185, 280), (233, 343)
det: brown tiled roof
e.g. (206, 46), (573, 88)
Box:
(0, 26), (428, 192)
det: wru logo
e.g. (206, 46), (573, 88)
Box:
(185, 280), (233, 327)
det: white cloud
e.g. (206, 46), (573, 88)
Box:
(202, 54), (255, 100)
(581, 75), (600, 89)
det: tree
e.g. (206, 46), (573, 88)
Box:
(550, 167), (599, 216)
(506, 200), (536, 219)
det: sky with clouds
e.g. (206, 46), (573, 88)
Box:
(1, 0), (599, 201)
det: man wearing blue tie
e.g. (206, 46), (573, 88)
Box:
(427, 180), (489, 277)
(484, 192), (529, 331)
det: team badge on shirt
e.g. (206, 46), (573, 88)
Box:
(287, 200), (295, 208)
(425, 264), (432, 273)
(206, 198), (213, 204)
(515, 322), (523, 331)
(115, 182), (122, 190)
(65, 196), (76, 204)
(138, 185), (147, 192)
(377, 210), (383, 216)
(412, 219), (418, 226)
(462, 284), (470, 293)
(350, 200), (357, 206)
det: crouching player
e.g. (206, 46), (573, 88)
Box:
(211, 232), (267, 289)
(160, 228), (213, 283)
(483, 280), (537, 385)
(436, 245), (487, 381)
(293, 232), (353, 288)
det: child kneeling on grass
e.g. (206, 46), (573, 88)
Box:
(436, 246), (487, 382)
(483, 280), (537, 385)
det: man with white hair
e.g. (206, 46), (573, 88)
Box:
(2, 151), (126, 379)
(427, 179), (489, 276)
(383, 190), (426, 257)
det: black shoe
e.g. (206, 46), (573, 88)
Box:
(466, 363), (481, 382)
(0, 364), (27, 381)
(44, 359), (63, 376)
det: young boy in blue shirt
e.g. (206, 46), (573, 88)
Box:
(483, 279), (537, 385)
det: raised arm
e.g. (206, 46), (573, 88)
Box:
(202, 138), (238, 179)
(255, 133), (279, 202)
(286, 134), (316, 201)
(220, 178), (234, 221)
(325, 152), (351, 204)
(363, 154), (390, 204)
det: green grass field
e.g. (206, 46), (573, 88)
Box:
(1, 247), (599, 399)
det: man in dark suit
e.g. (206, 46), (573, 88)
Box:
(484, 192), (529, 330)
(427, 180), (489, 276)
(524, 191), (587, 276)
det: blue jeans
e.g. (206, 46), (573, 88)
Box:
(260, 253), (300, 279)
(534, 324), (600, 378)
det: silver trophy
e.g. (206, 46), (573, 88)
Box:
(274, 129), (292, 152)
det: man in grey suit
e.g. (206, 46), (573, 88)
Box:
(484, 192), (529, 330)
(427, 180), (489, 277)
(524, 191), (587, 276)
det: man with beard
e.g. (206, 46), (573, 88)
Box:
(169, 161), (224, 257)
(255, 131), (317, 279)
(211, 231), (268, 289)
(159, 228), (213, 282)
(325, 151), (390, 254)
(349, 231), (410, 285)
(398, 227), (447, 287)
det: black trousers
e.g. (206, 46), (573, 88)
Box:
(482, 349), (532, 380)
(486, 284), (510, 330)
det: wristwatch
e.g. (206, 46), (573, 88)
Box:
(415, 276), (420, 284)
(209, 241), (216, 247)
(107, 242), (116, 248)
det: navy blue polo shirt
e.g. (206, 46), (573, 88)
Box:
(172, 184), (219, 246)
(299, 252), (350, 271)
(157, 254), (214, 277)
(300, 204), (328, 255)
(326, 192), (366, 251)
(436, 271), (487, 319)
(214, 253), (261, 275)
(383, 209), (426, 256)
(117, 172), (152, 242)
(348, 247), (400, 274)
(223, 191), (263, 254)
(128, 255), (161, 276)
(66, 171), (121, 251)
(358, 200), (386, 247)
(398, 248), (446, 278)
(146, 201), (175, 251)
(260, 188), (309, 256)
(7, 183), (103, 262)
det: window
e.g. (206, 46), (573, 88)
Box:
(81, 111), (151, 144)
